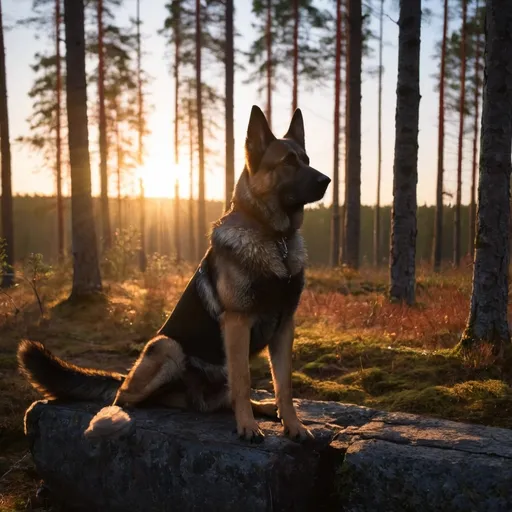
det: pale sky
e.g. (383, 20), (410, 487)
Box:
(3, 0), (471, 206)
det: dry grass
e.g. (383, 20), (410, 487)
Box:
(1, 260), (512, 510)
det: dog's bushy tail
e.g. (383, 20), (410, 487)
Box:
(17, 340), (125, 404)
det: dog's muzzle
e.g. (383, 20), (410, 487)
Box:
(311, 171), (331, 202)
(280, 166), (331, 208)
(300, 167), (331, 205)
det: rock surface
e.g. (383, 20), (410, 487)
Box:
(25, 396), (512, 512)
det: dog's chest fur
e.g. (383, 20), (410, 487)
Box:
(158, 211), (307, 369)
(211, 211), (307, 279)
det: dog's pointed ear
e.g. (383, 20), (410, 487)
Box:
(284, 108), (305, 149)
(245, 105), (276, 173)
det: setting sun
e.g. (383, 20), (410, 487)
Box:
(136, 156), (189, 199)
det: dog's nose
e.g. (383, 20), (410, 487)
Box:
(317, 174), (331, 187)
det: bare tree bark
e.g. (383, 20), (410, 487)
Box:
(188, 97), (196, 262)
(340, 0), (347, 257)
(459, 0), (512, 352)
(433, 0), (449, 272)
(139, 177), (146, 271)
(174, 180), (181, 262)
(174, 0), (180, 175)
(292, 0), (299, 113)
(97, 0), (111, 251)
(265, 0), (272, 128)
(389, 0), (421, 305)
(341, 0), (362, 269)
(454, 0), (468, 268)
(225, 0), (235, 211)
(114, 100), (122, 230)
(56, 0), (64, 263)
(195, 0), (206, 256)
(63, 0), (102, 299)
(136, 0), (146, 272)
(373, 0), (384, 267)
(174, 0), (182, 261)
(330, 0), (342, 267)
(0, 0), (13, 288)
(469, 0), (481, 257)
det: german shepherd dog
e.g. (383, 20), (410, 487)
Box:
(18, 106), (330, 443)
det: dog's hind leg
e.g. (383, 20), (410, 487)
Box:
(85, 336), (185, 439)
(113, 336), (185, 407)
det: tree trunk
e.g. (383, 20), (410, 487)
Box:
(454, 0), (468, 268)
(174, 0), (181, 261)
(139, 177), (146, 272)
(330, 0), (342, 267)
(63, 0), (102, 299)
(0, 0), (13, 288)
(97, 0), (110, 251)
(469, 0), (481, 257)
(459, 0), (512, 352)
(265, 0), (272, 128)
(195, 0), (206, 257)
(341, 0), (362, 269)
(389, 0), (421, 305)
(136, 0), (146, 272)
(56, 0), (64, 263)
(157, 199), (163, 254)
(340, 0), (347, 258)
(225, 0), (235, 212)
(433, 0), (449, 272)
(188, 98), (196, 262)
(115, 101), (122, 230)
(373, 0), (384, 267)
(292, 0), (299, 113)
(174, 179), (181, 262)
(174, 1), (180, 176)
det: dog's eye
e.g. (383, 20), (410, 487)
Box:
(283, 153), (298, 166)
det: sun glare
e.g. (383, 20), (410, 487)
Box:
(136, 158), (189, 199)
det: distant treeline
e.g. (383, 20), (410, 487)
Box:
(11, 196), (473, 267)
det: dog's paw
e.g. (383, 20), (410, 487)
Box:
(84, 405), (134, 439)
(283, 421), (314, 443)
(236, 420), (265, 443)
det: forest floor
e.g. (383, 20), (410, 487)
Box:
(1, 257), (512, 510)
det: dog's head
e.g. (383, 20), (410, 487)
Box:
(243, 105), (331, 228)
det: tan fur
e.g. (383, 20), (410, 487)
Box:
(84, 405), (134, 439)
(114, 336), (185, 407)
(220, 311), (264, 441)
(216, 260), (253, 311)
(269, 318), (313, 441)
(251, 398), (278, 419)
(213, 228), (289, 279)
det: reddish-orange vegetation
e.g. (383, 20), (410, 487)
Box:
(0, 261), (511, 510)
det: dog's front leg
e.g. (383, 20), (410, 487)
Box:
(221, 311), (264, 443)
(269, 317), (313, 442)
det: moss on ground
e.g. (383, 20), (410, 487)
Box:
(2, 264), (512, 509)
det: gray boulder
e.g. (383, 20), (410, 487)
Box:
(25, 397), (512, 511)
